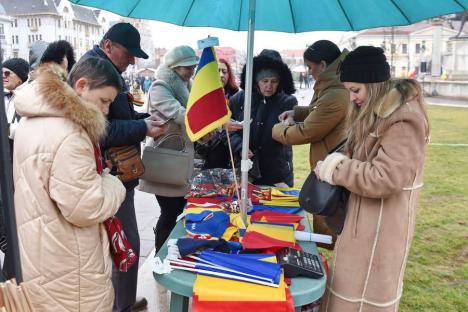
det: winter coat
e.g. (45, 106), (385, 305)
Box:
(139, 65), (194, 197)
(82, 46), (150, 190)
(272, 50), (349, 170)
(317, 87), (429, 312)
(272, 50), (349, 248)
(4, 83), (26, 158)
(231, 52), (297, 186)
(12, 63), (126, 312)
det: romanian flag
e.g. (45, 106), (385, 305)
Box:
(185, 47), (231, 142)
(193, 254), (294, 312)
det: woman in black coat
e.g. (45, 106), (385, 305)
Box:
(230, 50), (297, 187)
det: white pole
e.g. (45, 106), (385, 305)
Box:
(240, 0), (256, 223)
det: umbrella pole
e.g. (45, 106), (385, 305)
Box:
(0, 42), (23, 282)
(240, 0), (256, 223)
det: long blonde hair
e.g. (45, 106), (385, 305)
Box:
(345, 79), (430, 156)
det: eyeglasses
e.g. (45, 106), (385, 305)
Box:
(2, 70), (12, 78)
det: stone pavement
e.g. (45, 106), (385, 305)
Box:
(135, 189), (162, 312)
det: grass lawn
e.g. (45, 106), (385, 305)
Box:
(292, 105), (468, 311)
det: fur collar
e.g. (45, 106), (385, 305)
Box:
(16, 63), (107, 144)
(155, 65), (191, 107)
(374, 88), (402, 118)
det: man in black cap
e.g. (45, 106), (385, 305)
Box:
(82, 22), (165, 312)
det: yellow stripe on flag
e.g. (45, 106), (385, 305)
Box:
(187, 61), (223, 106)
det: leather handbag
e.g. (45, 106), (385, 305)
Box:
(141, 133), (190, 186)
(93, 145), (138, 273)
(299, 140), (349, 234)
(105, 145), (145, 183)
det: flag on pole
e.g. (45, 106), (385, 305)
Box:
(185, 47), (231, 142)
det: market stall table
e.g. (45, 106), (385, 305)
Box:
(154, 209), (326, 312)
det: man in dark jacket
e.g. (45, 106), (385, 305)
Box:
(82, 22), (166, 312)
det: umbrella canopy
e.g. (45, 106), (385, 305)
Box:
(68, 0), (468, 221)
(70, 0), (467, 32)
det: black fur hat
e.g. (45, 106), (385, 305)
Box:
(40, 40), (76, 72)
(240, 51), (296, 95)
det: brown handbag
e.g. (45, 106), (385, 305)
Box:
(105, 145), (145, 182)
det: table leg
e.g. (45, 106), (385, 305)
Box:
(169, 292), (189, 312)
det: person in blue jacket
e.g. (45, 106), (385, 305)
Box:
(82, 22), (166, 312)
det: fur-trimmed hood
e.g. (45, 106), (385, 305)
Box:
(240, 53), (296, 95)
(13, 63), (107, 144)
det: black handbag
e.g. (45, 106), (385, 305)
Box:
(299, 140), (349, 234)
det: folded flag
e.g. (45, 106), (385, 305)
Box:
(242, 222), (297, 251)
(192, 253), (294, 312)
(185, 47), (231, 142)
(250, 211), (304, 231)
(250, 204), (301, 215)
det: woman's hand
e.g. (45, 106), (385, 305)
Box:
(278, 110), (295, 125)
(225, 120), (243, 132)
(248, 149), (254, 158)
(314, 160), (323, 180)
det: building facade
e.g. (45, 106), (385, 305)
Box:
(0, 0), (103, 61)
(0, 3), (12, 60)
(339, 19), (467, 79)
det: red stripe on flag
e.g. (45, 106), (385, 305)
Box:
(187, 88), (228, 133)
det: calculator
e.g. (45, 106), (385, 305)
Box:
(277, 247), (325, 279)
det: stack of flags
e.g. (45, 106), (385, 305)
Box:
(192, 253), (294, 312)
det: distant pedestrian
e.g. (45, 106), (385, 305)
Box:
(299, 72), (304, 88)
(12, 58), (126, 312)
(143, 76), (152, 93)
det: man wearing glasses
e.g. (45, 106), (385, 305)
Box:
(2, 58), (29, 155)
(82, 23), (165, 312)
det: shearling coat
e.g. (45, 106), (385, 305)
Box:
(139, 65), (194, 197)
(12, 64), (126, 312)
(317, 87), (429, 312)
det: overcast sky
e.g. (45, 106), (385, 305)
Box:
(149, 20), (354, 52)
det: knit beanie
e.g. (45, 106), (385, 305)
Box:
(255, 69), (279, 82)
(340, 46), (390, 83)
(304, 40), (341, 65)
(3, 58), (30, 83)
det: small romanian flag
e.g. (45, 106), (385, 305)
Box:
(185, 47), (231, 142)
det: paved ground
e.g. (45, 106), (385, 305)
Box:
(133, 90), (467, 311)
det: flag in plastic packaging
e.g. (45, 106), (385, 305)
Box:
(185, 47), (231, 142)
(192, 253), (294, 312)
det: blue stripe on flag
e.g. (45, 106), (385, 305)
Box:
(196, 47), (216, 74)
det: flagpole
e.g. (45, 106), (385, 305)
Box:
(240, 0), (256, 223)
(224, 127), (240, 201)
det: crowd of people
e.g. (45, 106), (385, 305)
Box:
(2, 21), (429, 312)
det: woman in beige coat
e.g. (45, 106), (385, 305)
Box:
(315, 46), (430, 312)
(12, 58), (126, 312)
